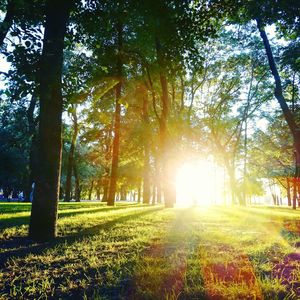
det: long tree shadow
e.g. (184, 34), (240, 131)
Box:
(0, 203), (32, 213)
(0, 206), (164, 268)
(213, 205), (299, 219)
(0, 203), (140, 230)
(0, 202), (104, 214)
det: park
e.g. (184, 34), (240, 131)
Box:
(0, 0), (300, 299)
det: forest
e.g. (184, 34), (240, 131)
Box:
(0, 0), (300, 299)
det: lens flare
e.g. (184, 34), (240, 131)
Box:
(176, 160), (224, 207)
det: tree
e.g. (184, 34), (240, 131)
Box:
(256, 21), (300, 176)
(29, 0), (73, 240)
(231, 0), (300, 207)
(64, 105), (79, 202)
(107, 20), (123, 206)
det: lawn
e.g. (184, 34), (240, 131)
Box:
(0, 202), (300, 299)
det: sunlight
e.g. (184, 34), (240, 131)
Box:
(176, 159), (224, 207)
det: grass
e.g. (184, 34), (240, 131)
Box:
(0, 202), (300, 299)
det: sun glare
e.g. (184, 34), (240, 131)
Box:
(176, 160), (224, 207)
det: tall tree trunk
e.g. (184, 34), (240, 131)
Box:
(88, 180), (94, 200)
(25, 96), (38, 202)
(242, 119), (248, 205)
(120, 185), (126, 200)
(155, 38), (175, 208)
(73, 163), (81, 202)
(64, 107), (78, 202)
(0, 0), (15, 47)
(29, 0), (72, 241)
(152, 185), (156, 205)
(27, 134), (38, 202)
(96, 182), (101, 201)
(287, 178), (291, 206)
(102, 129), (112, 202)
(137, 183), (141, 203)
(156, 179), (162, 204)
(107, 21), (123, 206)
(292, 178), (297, 209)
(102, 174), (109, 202)
(257, 19), (300, 180)
(140, 84), (151, 204)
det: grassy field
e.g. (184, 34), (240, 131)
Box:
(0, 202), (300, 299)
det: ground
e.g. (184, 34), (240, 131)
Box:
(0, 202), (299, 299)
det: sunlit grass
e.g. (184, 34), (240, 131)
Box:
(0, 202), (300, 299)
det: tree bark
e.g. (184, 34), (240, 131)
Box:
(96, 182), (101, 201)
(0, 0), (15, 47)
(287, 178), (291, 206)
(73, 163), (81, 202)
(64, 107), (78, 202)
(101, 174), (109, 202)
(107, 21), (123, 206)
(88, 180), (94, 200)
(155, 37), (176, 208)
(152, 185), (157, 205)
(29, 0), (72, 240)
(242, 118), (248, 205)
(137, 183), (141, 203)
(293, 178), (297, 209)
(25, 96), (38, 202)
(140, 84), (151, 204)
(120, 185), (126, 200)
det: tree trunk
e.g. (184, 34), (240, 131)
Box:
(243, 119), (248, 205)
(29, 0), (71, 241)
(257, 19), (300, 179)
(73, 163), (81, 202)
(154, 157), (162, 204)
(293, 178), (297, 209)
(138, 183), (141, 203)
(88, 180), (94, 200)
(64, 107), (78, 202)
(102, 176), (109, 202)
(155, 37), (175, 208)
(25, 96), (38, 202)
(140, 84), (151, 204)
(152, 185), (156, 205)
(107, 21), (123, 206)
(287, 178), (291, 206)
(26, 134), (38, 202)
(0, 0), (15, 47)
(96, 186), (101, 201)
(120, 185), (126, 200)
(157, 181), (162, 204)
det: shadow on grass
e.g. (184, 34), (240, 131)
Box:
(0, 203), (32, 214)
(212, 205), (299, 217)
(0, 202), (109, 214)
(0, 206), (164, 268)
(0, 204), (140, 230)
